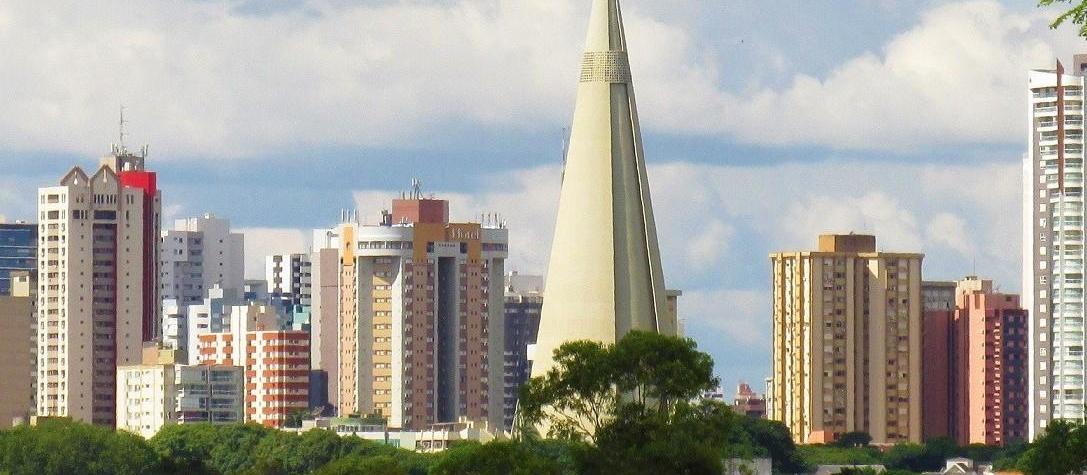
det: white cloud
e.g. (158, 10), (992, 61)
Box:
(0, 1), (1077, 158)
(780, 192), (923, 251)
(237, 227), (311, 278)
(926, 212), (972, 255)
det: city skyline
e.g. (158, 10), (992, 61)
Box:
(2, 0), (1086, 398)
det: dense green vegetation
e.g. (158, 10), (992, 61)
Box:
(0, 332), (1084, 474)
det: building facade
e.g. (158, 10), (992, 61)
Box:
(160, 214), (244, 306)
(769, 234), (923, 445)
(921, 280), (957, 441)
(1024, 55), (1087, 438)
(0, 223), (36, 296)
(957, 278), (1029, 446)
(0, 271), (36, 427)
(36, 147), (161, 426)
(116, 348), (179, 438)
(176, 364), (244, 425)
(502, 272), (543, 429)
(335, 193), (507, 430)
(196, 328), (309, 428)
(309, 244), (340, 413)
(266, 253), (312, 329)
(733, 382), (767, 419)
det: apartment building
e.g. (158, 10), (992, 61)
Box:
(266, 253), (312, 329)
(197, 329), (309, 427)
(36, 146), (161, 426)
(160, 214), (244, 306)
(335, 190), (507, 430)
(175, 364), (244, 425)
(502, 272), (542, 429)
(309, 242), (340, 413)
(769, 234), (923, 445)
(0, 271), (36, 427)
(117, 345), (244, 437)
(1024, 54), (1087, 438)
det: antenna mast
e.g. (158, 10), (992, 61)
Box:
(119, 105), (128, 151)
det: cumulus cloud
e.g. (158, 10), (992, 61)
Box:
(0, 1), (1079, 159)
(926, 212), (972, 255)
(237, 227), (311, 278)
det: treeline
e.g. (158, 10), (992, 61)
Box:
(1, 332), (1083, 475)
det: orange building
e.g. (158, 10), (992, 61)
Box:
(197, 328), (310, 428)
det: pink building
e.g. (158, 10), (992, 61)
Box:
(923, 277), (1028, 446)
(733, 383), (766, 419)
(198, 330), (309, 428)
(954, 278), (1028, 446)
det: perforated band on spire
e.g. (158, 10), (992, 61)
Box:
(579, 51), (632, 84)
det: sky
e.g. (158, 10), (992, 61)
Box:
(1, 0), (1085, 396)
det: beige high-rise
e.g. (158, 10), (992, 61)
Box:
(37, 147), (161, 426)
(531, 0), (671, 381)
(769, 235), (923, 445)
(336, 194), (507, 430)
(0, 271), (36, 427)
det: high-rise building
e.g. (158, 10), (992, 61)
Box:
(0, 223), (36, 296)
(531, 0), (674, 386)
(196, 329), (309, 428)
(955, 277), (1029, 446)
(921, 280), (957, 441)
(0, 271), (36, 427)
(36, 146), (161, 426)
(266, 253), (312, 329)
(309, 239), (341, 414)
(160, 214), (245, 306)
(1024, 55), (1087, 438)
(923, 277), (1029, 445)
(502, 272), (543, 429)
(335, 191), (508, 430)
(769, 234), (923, 445)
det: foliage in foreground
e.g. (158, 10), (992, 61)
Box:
(1040, 0), (1087, 38)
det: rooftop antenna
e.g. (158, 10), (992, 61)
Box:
(411, 178), (422, 199)
(118, 105), (128, 152)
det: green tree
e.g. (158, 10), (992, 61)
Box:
(429, 441), (564, 475)
(519, 331), (717, 442)
(1040, 0), (1087, 37)
(518, 331), (729, 475)
(316, 454), (409, 475)
(833, 432), (873, 448)
(0, 418), (162, 475)
(1016, 419), (1087, 475)
(723, 417), (806, 474)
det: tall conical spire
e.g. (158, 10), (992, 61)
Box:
(531, 0), (671, 379)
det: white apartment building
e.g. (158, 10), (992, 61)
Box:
(160, 214), (244, 306)
(1024, 55), (1087, 439)
(117, 346), (243, 437)
(37, 147), (161, 426)
(117, 361), (177, 438)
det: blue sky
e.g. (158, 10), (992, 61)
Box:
(1, 0), (1084, 396)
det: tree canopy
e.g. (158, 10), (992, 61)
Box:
(1041, 0), (1087, 38)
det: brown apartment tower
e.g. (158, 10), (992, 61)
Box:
(769, 234), (923, 445)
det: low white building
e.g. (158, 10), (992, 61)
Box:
(117, 345), (244, 437)
(294, 417), (502, 452)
